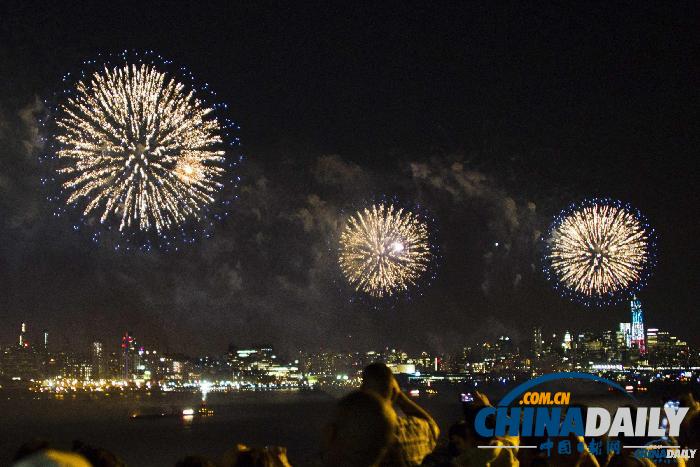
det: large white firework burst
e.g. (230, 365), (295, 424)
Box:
(339, 203), (433, 298)
(545, 199), (655, 305)
(55, 62), (227, 235)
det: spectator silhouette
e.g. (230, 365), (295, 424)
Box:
(72, 440), (126, 467)
(12, 450), (91, 467)
(361, 363), (439, 466)
(420, 421), (472, 466)
(13, 439), (51, 463)
(322, 390), (397, 467)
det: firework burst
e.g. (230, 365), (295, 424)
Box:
(544, 199), (656, 306)
(45, 51), (241, 251)
(339, 203), (434, 298)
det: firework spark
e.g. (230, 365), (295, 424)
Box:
(339, 203), (432, 298)
(545, 200), (655, 305)
(55, 62), (227, 235)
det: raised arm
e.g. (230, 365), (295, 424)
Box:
(394, 387), (440, 440)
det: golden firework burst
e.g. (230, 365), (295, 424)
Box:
(55, 63), (226, 233)
(546, 201), (653, 302)
(339, 203), (432, 298)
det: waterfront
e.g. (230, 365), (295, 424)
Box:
(0, 391), (333, 466)
(0, 382), (664, 466)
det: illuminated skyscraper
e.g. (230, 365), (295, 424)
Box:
(92, 341), (106, 379)
(121, 331), (136, 380)
(630, 296), (646, 355)
(646, 328), (658, 352)
(619, 323), (632, 348)
(19, 322), (27, 347)
(532, 327), (543, 358)
(562, 331), (572, 350)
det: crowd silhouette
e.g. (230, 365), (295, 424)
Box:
(11, 363), (700, 467)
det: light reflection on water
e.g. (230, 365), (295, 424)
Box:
(0, 385), (652, 466)
(0, 391), (338, 466)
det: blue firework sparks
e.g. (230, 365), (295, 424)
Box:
(40, 50), (242, 252)
(543, 198), (657, 306)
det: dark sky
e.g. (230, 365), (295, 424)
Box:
(0, 2), (698, 356)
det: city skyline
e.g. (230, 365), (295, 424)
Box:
(3, 301), (697, 397)
(0, 289), (689, 356)
(4, 296), (694, 362)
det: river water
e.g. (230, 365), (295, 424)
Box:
(0, 383), (657, 466)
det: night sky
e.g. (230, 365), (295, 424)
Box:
(0, 2), (697, 355)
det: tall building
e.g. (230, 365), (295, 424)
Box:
(531, 327), (543, 358)
(597, 330), (618, 362)
(92, 341), (106, 379)
(630, 296), (646, 355)
(3, 323), (39, 380)
(562, 331), (572, 351)
(646, 328), (658, 352)
(121, 331), (136, 380)
(618, 323), (632, 348)
(577, 331), (604, 362)
(43, 330), (49, 352)
(19, 322), (27, 347)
